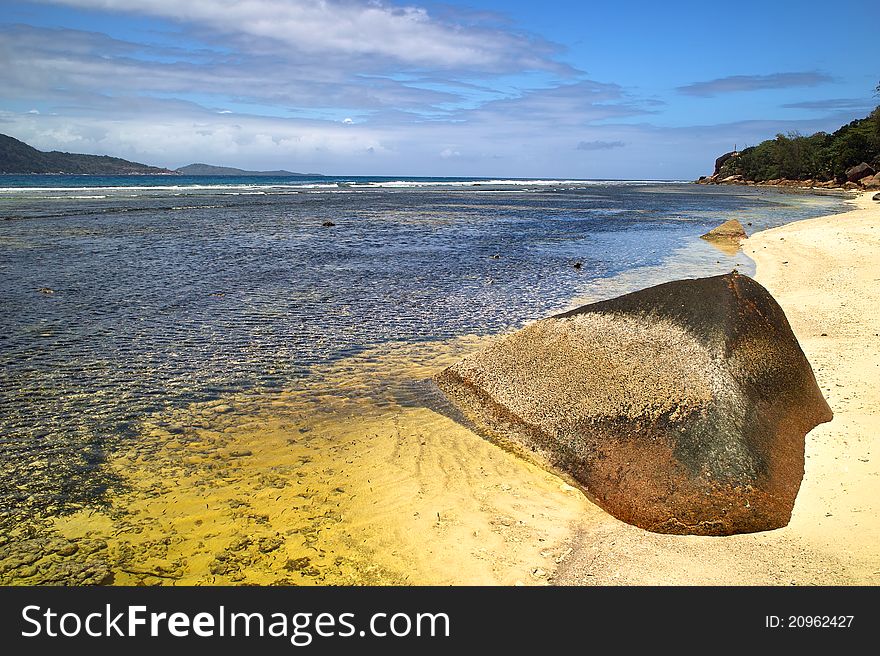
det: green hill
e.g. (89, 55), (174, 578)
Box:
(708, 106), (880, 184)
(0, 133), (173, 174)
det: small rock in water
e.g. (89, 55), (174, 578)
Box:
(700, 219), (747, 242)
(490, 254), (501, 259)
(573, 261), (583, 270)
(38, 287), (54, 295)
(322, 221), (336, 227)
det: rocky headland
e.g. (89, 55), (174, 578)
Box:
(696, 106), (880, 191)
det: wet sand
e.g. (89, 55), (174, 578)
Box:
(5, 338), (589, 585)
(556, 191), (880, 585)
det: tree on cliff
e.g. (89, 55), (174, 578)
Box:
(717, 106), (880, 182)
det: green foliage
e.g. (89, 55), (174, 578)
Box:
(717, 106), (880, 181)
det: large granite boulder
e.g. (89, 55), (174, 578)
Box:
(845, 162), (875, 183)
(435, 273), (832, 536)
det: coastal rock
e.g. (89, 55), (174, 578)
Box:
(435, 272), (832, 536)
(845, 162), (875, 183)
(700, 218), (748, 242)
(714, 151), (739, 175)
(873, 192), (880, 201)
(862, 173), (880, 190)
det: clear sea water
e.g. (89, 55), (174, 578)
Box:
(0, 175), (847, 528)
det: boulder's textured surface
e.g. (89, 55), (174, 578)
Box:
(700, 219), (748, 243)
(846, 162), (875, 183)
(435, 273), (832, 536)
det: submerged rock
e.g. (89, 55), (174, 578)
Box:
(435, 272), (832, 536)
(700, 219), (747, 242)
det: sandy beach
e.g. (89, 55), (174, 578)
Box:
(556, 190), (880, 585)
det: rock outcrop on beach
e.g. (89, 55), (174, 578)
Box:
(697, 106), (880, 189)
(862, 173), (880, 189)
(696, 175), (846, 188)
(700, 218), (747, 243)
(435, 272), (832, 536)
(714, 151), (739, 175)
(845, 162), (876, 183)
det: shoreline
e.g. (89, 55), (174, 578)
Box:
(555, 191), (880, 584)
(696, 177), (877, 193)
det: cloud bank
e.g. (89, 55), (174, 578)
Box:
(677, 72), (833, 97)
(576, 140), (625, 151)
(38, 0), (567, 72)
(2, 2), (871, 179)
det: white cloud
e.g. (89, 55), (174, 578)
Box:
(2, 107), (390, 170)
(8, 3), (860, 179)
(3, 98), (865, 179)
(0, 24), (460, 117)
(39, 0), (564, 72)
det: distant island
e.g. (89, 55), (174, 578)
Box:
(0, 133), (322, 177)
(0, 133), (173, 175)
(699, 106), (880, 189)
(175, 163), (319, 177)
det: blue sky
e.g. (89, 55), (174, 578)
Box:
(0, 0), (876, 178)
